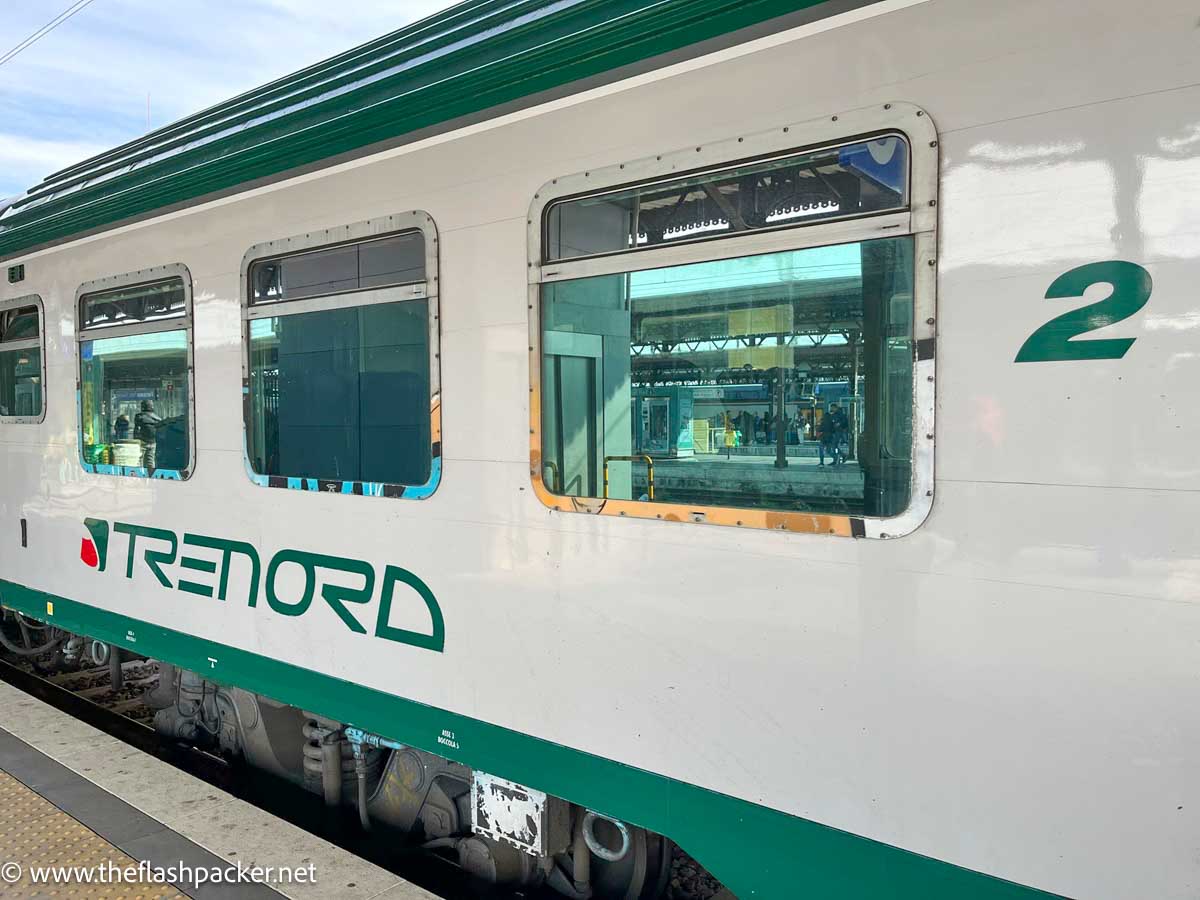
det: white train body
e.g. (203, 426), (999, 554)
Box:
(1, 1), (1198, 897)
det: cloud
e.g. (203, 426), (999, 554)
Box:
(0, 0), (452, 197)
(0, 133), (111, 199)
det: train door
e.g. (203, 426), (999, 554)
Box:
(542, 332), (603, 497)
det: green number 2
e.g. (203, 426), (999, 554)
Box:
(1015, 260), (1152, 363)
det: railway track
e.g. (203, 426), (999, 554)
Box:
(0, 637), (726, 900)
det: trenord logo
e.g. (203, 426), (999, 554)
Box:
(79, 517), (444, 652)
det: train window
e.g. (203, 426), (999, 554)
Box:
(530, 106), (938, 536)
(546, 135), (908, 261)
(0, 296), (45, 423)
(249, 231), (425, 305)
(81, 279), (186, 329)
(241, 213), (441, 498)
(77, 266), (194, 480)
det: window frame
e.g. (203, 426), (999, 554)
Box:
(75, 263), (196, 480)
(543, 133), (910, 264)
(239, 211), (442, 500)
(527, 103), (938, 539)
(0, 293), (47, 425)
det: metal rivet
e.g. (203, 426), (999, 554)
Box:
(928, 259), (936, 266)
(884, 103), (892, 110)
(831, 115), (838, 121)
(783, 127), (789, 133)
(738, 137), (744, 142)
(926, 490), (933, 497)
(930, 141), (938, 148)
(656, 155), (662, 160)
(926, 433), (934, 440)
(925, 317), (935, 325)
(928, 200), (936, 207)
(916, 110), (924, 117)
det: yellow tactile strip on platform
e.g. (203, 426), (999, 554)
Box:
(0, 770), (186, 899)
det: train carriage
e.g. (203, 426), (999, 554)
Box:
(1, 0), (1198, 897)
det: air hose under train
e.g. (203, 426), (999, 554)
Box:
(0, 613), (64, 657)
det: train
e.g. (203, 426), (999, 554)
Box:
(2, 0), (1198, 897)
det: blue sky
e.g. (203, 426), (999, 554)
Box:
(0, 0), (453, 198)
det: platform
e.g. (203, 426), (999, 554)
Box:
(0, 680), (438, 900)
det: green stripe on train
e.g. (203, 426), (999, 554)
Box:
(0, 578), (1059, 899)
(0, 0), (875, 260)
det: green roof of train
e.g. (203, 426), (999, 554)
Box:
(0, 0), (856, 262)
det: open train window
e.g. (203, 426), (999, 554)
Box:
(0, 295), (46, 424)
(240, 212), (441, 499)
(529, 105), (938, 538)
(76, 266), (194, 480)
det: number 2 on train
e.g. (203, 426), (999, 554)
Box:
(1015, 260), (1152, 362)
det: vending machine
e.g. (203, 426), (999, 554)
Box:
(632, 386), (695, 458)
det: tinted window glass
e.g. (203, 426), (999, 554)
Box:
(80, 330), (190, 474)
(0, 304), (43, 419)
(546, 136), (909, 261)
(0, 306), (39, 342)
(540, 236), (914, 517)
(0, 347), (41, 417)
(81, 280), (186, 329)
(247, 301), (431, 485)
(250, 231), (425, 305)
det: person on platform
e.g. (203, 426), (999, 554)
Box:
(819, 404), (847, 466)
(134, 400), (166, 470)
(827, 403), (849, 466)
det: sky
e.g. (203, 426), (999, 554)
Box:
(0, 0), (454, 199)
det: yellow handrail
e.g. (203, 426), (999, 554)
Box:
(603, 455), (655, 501)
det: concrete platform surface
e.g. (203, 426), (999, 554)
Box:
(0, 679), (439, 900)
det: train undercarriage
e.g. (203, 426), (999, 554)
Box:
(0, 613), (675, 900)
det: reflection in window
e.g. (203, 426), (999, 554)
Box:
(546, 135), (908, 260)
(78, 277), (191, 477)
(81, 279), (186, 329)
(0, 304), (42, 422)
(541, 237), (914, 517)
(249, 232), (425, 305)
(247, 302), (431, 485)
(244, 228), (433, 489)
(0, 303), (43, 419)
